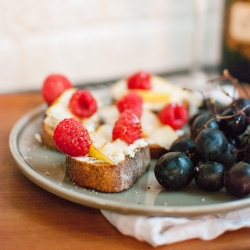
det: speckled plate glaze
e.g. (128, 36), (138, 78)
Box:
(9, 104), (250, 217)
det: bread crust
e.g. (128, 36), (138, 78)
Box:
(149, 143), (168, 159)
(66, 145), (151, 193)
(41, 121), (57, 150)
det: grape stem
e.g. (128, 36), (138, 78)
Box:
(196, 104), (250, 136)
(208, 69), (250, 99)
(188, 69), (250, 160)
(184, 69), (250, 100)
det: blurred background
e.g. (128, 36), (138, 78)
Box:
(0, 0), (224, 93)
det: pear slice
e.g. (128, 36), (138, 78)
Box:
(110, 75), (172, 102)
(88, 144), (115, 164)
(46, 88), (77, 119)
(141, 110), (162, 137)
(98, 105), (119, 125)
(148, 125), (178, 150)
(135, 90), (170, 103)
(95, 124), (113, 142)
(100, 140), (126, 164)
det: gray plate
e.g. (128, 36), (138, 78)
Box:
(9, 104), (250, 217)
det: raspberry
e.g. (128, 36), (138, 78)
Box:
(116, 92), (143, 118)
(53, 118), (92, 157)
(42, 74), (72, 105)
(112, 109), (142, 144)
(158, 103), (188, 130)
(69, 90), (97, 118)
(127, 71), (152, 90)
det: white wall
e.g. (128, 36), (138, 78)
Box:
(0, 0), (225, 93)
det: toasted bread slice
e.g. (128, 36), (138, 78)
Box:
(110, 75), (201, 112)
(41, 87), (101, 149)
(97, 106), (179, 158)
(41, 75), (197, 159)
(149, 144), (168, 159)
(66, 145), (150, 193)
(41, 120), (57, 150)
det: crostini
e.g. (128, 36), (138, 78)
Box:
(52, 111), (150, 193)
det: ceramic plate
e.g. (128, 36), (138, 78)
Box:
(9, 104), (250, 217)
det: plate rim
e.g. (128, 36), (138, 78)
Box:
(9, 104), (250, 217)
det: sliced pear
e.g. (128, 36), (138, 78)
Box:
(81, 113), (100, 133)
(135, 90), (170, 103)
(54, 88), (77, 105)
(98, 105), (119, 125)
(89, 130), (125, 164)
(110, 79), (127, 100)
(89, 132), (108, 149)
(110, 139), (128, 149)
(95, 124), (113, 142)
(110, 75), (201, 109)
(147, 125), (178, 150)
(46, 88), (77, 119)
(46, 87), (100, 132)
(141, 110), (162, 137)
(88, 144), (115, 164)
(100, 141), (126, 164)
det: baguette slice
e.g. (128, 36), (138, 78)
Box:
(41, 88), (101, 150)
(98, 106), (180, 159)
(149, 144), (168, 159)
(41, 121), (57, 150)
(66, 145), (151, 193)
(110, 75), (201, 112)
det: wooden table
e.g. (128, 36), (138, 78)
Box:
(1, 91), (250, 250)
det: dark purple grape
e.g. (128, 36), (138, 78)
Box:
(190, 112), (219, 140)
(237, 140), (250, 164)
(227, 136), (241, 149)
(231, 98), (250, 117)
(240, 134), (250, 146)
(219, 107), (248, 136)
(224, 162), (250, 197)
(214, 143), (238, 170)
(154, 92), (250, 197)
(194, 128), (228, 162)
(169, 137), (195, 156)
(188, 110), (206, 127)
(154, 152), (194, 190)
(195, 162), (224, 192)
(201, 98), (226, 113)
(169, 137), (201, 166)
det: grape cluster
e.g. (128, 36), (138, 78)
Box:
(154, 93), (250, 198)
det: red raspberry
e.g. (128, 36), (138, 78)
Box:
(116, 92), (143, 118)
(112, 109), (142, 144)
(158, 103), (188, 130)
(42, 74), (72, 105)
(69, 90), (97, 118)
(127, 71), (152, 90)
(53, 118), (92, 157)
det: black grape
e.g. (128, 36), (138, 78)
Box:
(224, 162), (250, 197)
(195, 162), (224, 192)
(194, 128), (228, 162)
(154, 152), (194, 191)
